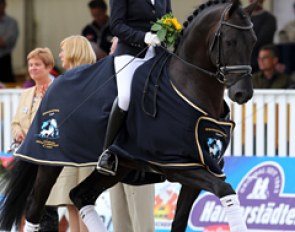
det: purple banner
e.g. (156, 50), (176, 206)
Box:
(188, 158), (295, 232)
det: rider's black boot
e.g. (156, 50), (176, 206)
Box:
(97, 98), (126, 176)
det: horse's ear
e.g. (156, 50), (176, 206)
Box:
(228, 0), (241, 18)
(243, 0), (259, 16)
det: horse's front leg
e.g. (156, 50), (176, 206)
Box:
(25, 165), (63, 232)
(165, 168), (247, 232)
(70, 164), (132, 232)
(171, 185), (201, 232)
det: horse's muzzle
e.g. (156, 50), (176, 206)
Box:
(228, 74), (253, 104)
(232, 88), (253, 104)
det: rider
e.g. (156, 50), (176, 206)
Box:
(96, 0), (172, 176)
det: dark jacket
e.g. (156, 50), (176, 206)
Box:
(252, 71), (290, 89)
(250, 11), (277, 72)
(110, 0), (171, 57)
(81, 19), (112, 54)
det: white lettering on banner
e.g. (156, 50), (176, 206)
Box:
(247, 177), (270, 199)
(190, 161), (295, 231)
(197, 201), (295, 226)
(245, 203), (295, 225)
(200, 202), (225, 222)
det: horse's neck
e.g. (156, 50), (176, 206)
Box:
(169, 59), (225, 118)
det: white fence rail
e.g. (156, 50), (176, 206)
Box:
(225, 89), (295, 157)
(0, 89), (22, 152)
(1, 89), (295, 157)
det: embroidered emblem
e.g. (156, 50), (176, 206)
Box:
(34, 109), (60, 149)
(207, 137), (223, 160)
(37, 118), (59, 139)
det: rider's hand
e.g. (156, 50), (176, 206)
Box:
(144, 32), (161, 47)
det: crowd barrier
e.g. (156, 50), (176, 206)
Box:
(225, 89), (295, 157)
(1, 88), (295, 232)
(1, 88), (295, 156)
(0, 89), (22, 152)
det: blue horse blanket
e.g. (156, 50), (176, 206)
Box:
(112, 53), (234, 177)
(15, 51), (234, 177)
(15, 56), (117, 166)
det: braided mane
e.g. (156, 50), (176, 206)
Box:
(174, 0), (231, 51)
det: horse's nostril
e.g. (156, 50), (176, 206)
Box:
(235, 92), (247, 104)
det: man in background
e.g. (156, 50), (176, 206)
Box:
(252, 44), (291, 89)
(249, 0), (277, 73)
(0, 0), (18, 83)
(82, 0), (112, 60)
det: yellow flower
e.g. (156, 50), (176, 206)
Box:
(151, 12), (182, 48)
(162, 18), (172, 26)
(172, 18), (182, 31)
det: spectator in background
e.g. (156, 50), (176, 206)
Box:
(279, 2), (295, 43)
(252, 44), (291, 88)
(249, 0), (277, 73)
(0, 0), (18, 83)
(11, 47), (58, 232)
(82, 0), (112, 60)
(45, 35), (101, 232)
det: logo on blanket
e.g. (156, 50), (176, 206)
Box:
(37, 118), (59, 139)
(207, 137), (223, 160)
(35, 110), (60, 149)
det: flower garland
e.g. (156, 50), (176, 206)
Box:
(151, 12), (182, 48)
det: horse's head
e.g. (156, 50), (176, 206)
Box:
(172, 0), (257, 109)
(208, 0), (258, 104)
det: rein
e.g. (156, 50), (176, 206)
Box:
(57, 47), (149, 128)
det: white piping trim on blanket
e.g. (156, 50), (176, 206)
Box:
(148, 160), (226, 178)
(206, 167), (226, 178)
(14, 153), (97, 167)
(195, 116), (234, 173)
(148, 160), (204, 167)
(170, 81), (208, 115)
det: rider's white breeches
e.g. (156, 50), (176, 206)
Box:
(114, 46), (155, 111)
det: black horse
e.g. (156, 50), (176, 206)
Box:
(0, 0), (257, 231)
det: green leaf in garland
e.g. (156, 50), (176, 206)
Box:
(150, 12), (182, 48)
(157, 29), (167, 42)
(151, 23), (162, 31)
(167, 35), (174, 43)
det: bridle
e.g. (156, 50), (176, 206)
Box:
(168, 4), (254, 86)
(209, 5), (253, 85)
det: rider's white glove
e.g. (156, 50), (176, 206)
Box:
(144, 32), (161, 47)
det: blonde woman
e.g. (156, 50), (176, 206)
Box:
(45, 35), (100, 232)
